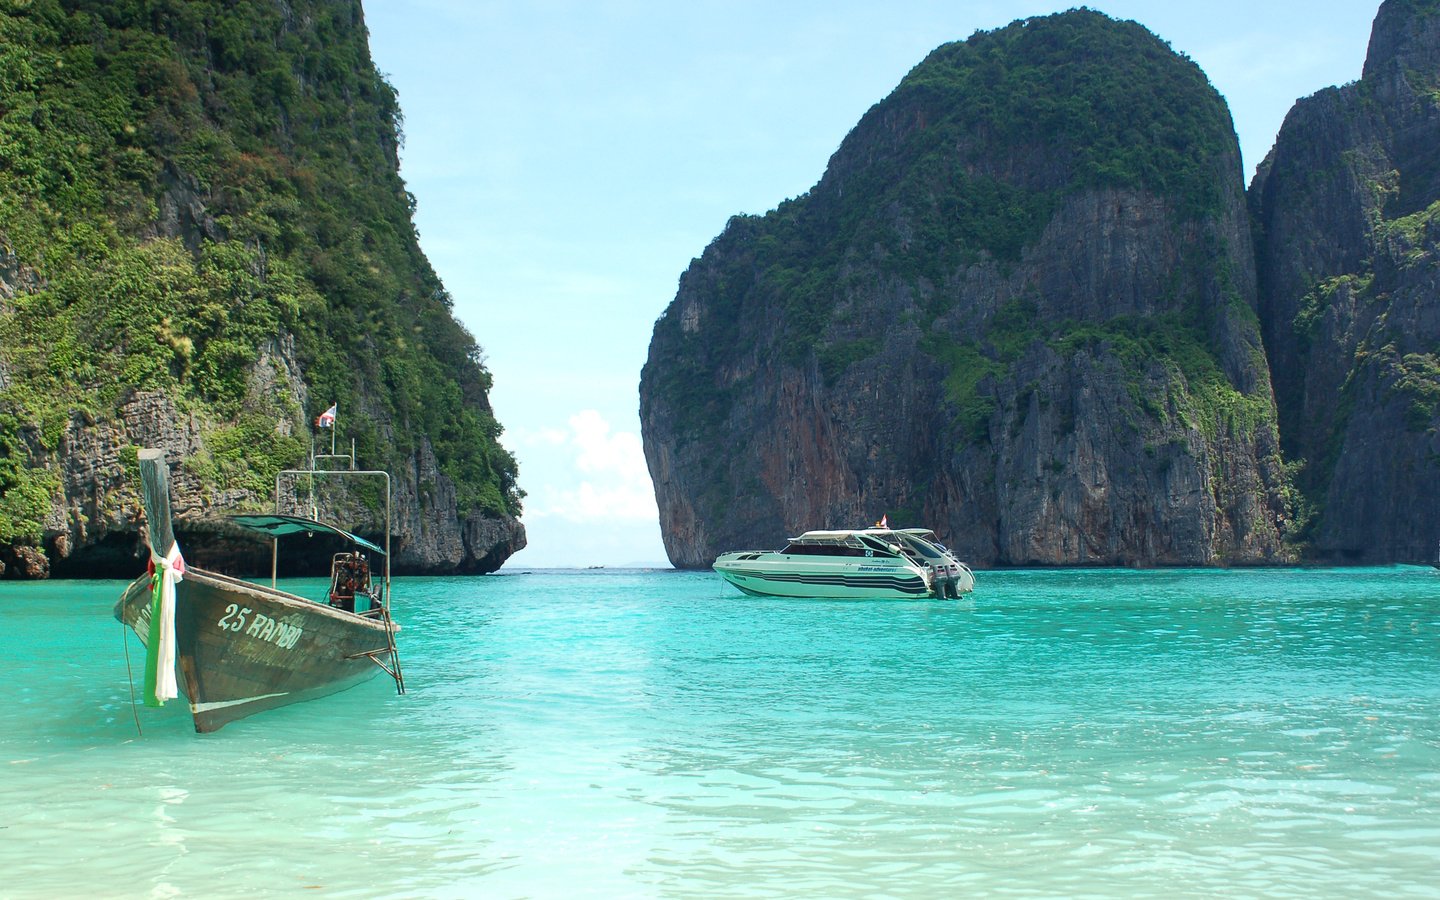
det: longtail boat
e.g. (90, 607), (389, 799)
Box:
(115, 448), (404, 733)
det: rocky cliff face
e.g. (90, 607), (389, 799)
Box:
(0, 0), (523, 578)
(1250, 0), (1440, 563)
(2, 346), (525, 580)
(642, 10), (1291, 568)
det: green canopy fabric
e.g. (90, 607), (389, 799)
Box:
(228, 514), (386, 556)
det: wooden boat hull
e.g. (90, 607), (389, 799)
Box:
(115, 567), (398, 733)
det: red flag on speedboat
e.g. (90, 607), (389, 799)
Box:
(875, 514), (888, 527)
(316, 403), (337, 428)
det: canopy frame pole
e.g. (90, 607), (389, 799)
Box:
(273, 467), (392, 598)
(272, 464), (399, 692)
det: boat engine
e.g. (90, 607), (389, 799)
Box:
(328, 552), (379, 613)
(930, 565), (954, 599)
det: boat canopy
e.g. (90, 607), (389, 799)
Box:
(789, 530), (876, 546)
(787, 527), (961, 560)
(895, 528), (940, 540)
(792, 528), (925, 545)
(228, 514), (386, 557)
(788, 530), (907, 553)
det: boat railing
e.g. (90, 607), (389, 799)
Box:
(272, 449), (403, 695)
(272, 465), (391, 605)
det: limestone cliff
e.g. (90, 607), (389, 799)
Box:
(1250, 0), (1440, 562)
(641, 10), (1291, 567)
(0, 0), (523, 577)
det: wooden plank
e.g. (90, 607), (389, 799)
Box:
(137, 448), (175, 559)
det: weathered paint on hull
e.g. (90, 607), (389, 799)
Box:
(116, 568), (397, 733)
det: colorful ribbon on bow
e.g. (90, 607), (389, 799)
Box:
(143, 543), (185, 707)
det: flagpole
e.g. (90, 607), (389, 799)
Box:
(331, 402), (337, 456)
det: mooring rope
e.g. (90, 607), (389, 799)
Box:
(120, 619), (143, 737)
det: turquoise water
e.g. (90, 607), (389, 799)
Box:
(3, 567), (1439, 898)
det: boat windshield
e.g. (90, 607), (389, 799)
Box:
(896, 533), (946, 561)
(782, 542), (871, 557)
(857, 534), (902, 556)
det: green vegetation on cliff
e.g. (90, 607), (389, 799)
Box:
(854, 9), (1232, 259)
(648, 9), (1246, 453)
(0, 0), (520, 544)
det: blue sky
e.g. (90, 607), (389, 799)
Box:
(363, 0), (1378, 568)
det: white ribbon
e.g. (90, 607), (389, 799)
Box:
(147, 542), (185, 704)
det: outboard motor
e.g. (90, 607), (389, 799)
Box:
(930, 564), (953, 599)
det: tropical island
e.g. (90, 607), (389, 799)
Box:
(641, 1), (1440, 570)
(2, 0), (1438, 577)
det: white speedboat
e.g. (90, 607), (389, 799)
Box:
(713, 527), (975, 599)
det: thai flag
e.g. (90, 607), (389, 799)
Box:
(316, 403), (337, 428)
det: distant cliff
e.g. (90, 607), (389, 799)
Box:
(0, 0), (524, 577)
(641, 10), (1292, 567)
(1251, 0), (1440, 562)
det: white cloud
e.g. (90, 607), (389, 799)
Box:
(525, 410), (659, 524)
(569, 409), (649, 479)
(511, 424), (571, 447)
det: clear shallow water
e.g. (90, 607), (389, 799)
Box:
(2, 567), (1439, 898)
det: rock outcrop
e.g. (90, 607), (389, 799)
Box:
(1250, 0), (1440, 562)
(26, 379), (525, 579)
(642, 10), (1291, 567)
